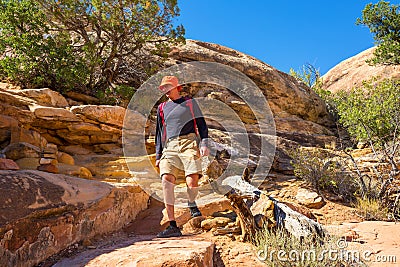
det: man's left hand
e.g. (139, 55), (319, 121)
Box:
(200, 146), (209, 157)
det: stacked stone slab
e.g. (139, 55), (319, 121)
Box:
(37, 143), (59, 173)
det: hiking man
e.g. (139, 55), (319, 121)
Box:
(155, 75), (209, 238)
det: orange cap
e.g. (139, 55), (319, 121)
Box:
(159, 76), (182, 91)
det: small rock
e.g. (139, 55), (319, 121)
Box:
(182, 216), (206, 234)
(0, 158), (19, 170)
(39, 158), (58, 165)
(37, 163), (59, 173)
(343, 230), (360, 242)
(296, 188), (325, 209)
(57, 151), (75, 165)
(15, 158), (40, 170)
(201, 217), (232, 231)
(58, 163), (92, 179)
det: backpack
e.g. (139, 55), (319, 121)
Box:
(158, 96), (199, 143)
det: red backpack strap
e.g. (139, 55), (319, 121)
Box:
(159, 102), (167, 143)
(185, 97), (199, 136)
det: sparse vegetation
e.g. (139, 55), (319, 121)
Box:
(289, 63), (335, 114)
(288, 59), (400, 220)
(354, 196), (389, 221)
(289, 148), (358, 202)
(252, 225), (364, 267)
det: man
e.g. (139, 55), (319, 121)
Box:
(155, 75), (209, 238)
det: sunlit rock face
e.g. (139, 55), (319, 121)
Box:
(322, 47), (400, 93)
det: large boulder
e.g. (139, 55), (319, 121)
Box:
(0, 170), (149, 267)
(54, 237), (214, 267)
(168, 40), (336, 140)
(322, 47), (400, 93)
(70, 105), (125, 128)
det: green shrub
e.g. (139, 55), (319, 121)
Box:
(333, 78), (400, 145)
(289, 148), (358, 201)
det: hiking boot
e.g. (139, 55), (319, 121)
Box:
(156, 225), (182, 238)
(188, 201), (202, 218)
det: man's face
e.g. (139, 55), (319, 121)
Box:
(159, 84), (176, 95)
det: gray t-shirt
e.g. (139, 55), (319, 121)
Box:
(155, 97), (208, 160)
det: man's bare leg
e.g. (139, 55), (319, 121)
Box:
(186, 174), (202, 217)
(186, 173), (199, 202)
(162, 173), (176, 221)
(157, 173), (182, 238)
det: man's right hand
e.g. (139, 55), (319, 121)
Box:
(155, 159), (160, 167)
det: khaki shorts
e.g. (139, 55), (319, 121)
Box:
(159, 133), (202, 181)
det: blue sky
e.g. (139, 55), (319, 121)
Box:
(176, 1), (399, 75)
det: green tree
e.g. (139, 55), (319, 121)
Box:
(334, 78), (400, 145)
(356, 0), (400, 65)
(0, 0), (184, 102)
(0, 0), (88, 91)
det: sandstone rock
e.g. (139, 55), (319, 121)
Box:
(57, 151), (75, 165)
(0, 90), (35, 108)
(322, 47), (400, 93)
(0, 82), (20, 90)
(75, 154), (132, 178)
(281, 201), (317, 220)
(2, 142), (41, 160)
(54, 236), (214, 267)
(10, 127), (48, 149)
(251, 193), (274, 216)
(67, 122), (102, 133)
(88, 133), (120, 144)
(0, 170), (149, 267)
(0, 115), (19, 142)
(37, 163), (59, 173)
(56, 129), (91, 144)
(65, 91), (100, 105)
(15, 157), (40, 170)
(70, 105), (126, 128)
(96, 143), (123, 154)
(43, 143), (58, 154)
(99, 123), (122, 134)
(41, 153), (57, 159)
(181, 216), (206, 235)
(169, 40), (335, 131)
(295, 188), (325, 209)
(0, 102), (35, 125)
(211, 210), (237, 221)
(0, 158), (19, 170)
(39, 158), (58, 165)
(11, 88), (69, 108)
(60, 145), (93, 155)
(201, 217), (232, 231)
(58, 163), (93, 179)
(31, 105), (81, 122)
(40, 132), (64, 146)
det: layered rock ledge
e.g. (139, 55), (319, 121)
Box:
(0, 170), (149, 267)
